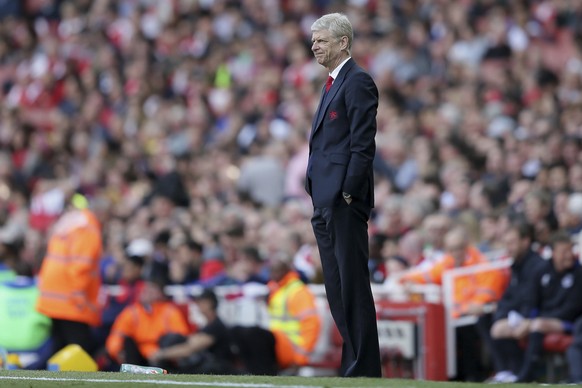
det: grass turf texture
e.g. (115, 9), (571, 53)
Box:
(0, 371), (571, 387)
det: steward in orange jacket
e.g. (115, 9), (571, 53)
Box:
(106, 274), (191, 366)
(267, 255), (321, 369)
(401, 227), (509, 317)
(36, 206), (103, 354)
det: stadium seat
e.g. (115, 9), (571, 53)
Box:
(543, 333), (573, 383)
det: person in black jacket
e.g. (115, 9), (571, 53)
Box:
(516, 231), (582, 382)
(492, 230), (582, 382)
(486, 221), (545, 383)
(148, 288), (236, 375)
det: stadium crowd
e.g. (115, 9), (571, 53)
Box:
(2, 0), (582, 382)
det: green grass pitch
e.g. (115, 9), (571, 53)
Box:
(0, 370), (572, 387)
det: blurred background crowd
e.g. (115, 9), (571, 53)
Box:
(2, 0), (582, 380)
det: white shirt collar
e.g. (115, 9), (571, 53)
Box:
(329, 56), (351, 81)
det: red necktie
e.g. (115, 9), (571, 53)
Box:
(325, 75), (334, 92)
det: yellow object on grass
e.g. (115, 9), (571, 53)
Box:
(47, 344), (97, 372)
(6, 353), (21, 369)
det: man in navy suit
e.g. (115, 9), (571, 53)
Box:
(305, 13), (381, 377)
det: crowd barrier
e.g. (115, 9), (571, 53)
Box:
(102, 256), (574, 381)
(155, 282), (447, 379)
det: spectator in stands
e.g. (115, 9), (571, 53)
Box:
(491, 230), (582, 382)
(200, 244), (268, 287)
(94, 245), (147, 347)
(397, 229), (425, 267)
(199, 244), (226, 284)
(167, 234), (203, 285)
(230, 251), (321, 375)
(148, 288), (235, 375)
(381, 135), (419, 192)
(417, 213), (451, 271)
(0, 223), (23, 282)
(383, 254), (410, 301)
(486, 221), (545, 383)
(36, 197), (103, 357)
(231, 245), (268, 285)
(477, 211), (502, 254)
(561, 192), (582, 236)
(105, 269), (190, 371)
(237, 141), (287, 208)
(369, 233), (388, 283)
(523, 189), (559, 236)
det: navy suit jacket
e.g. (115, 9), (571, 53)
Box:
(305, 58), (378, 208)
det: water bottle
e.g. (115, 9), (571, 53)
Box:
(120, 363), (167, 374)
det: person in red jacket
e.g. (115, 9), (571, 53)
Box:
(36, 202), (103, 356)
(105, 271), (191, 369)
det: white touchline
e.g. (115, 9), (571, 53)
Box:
(0, 376), (396, 388)
(0, 376), (312, 388)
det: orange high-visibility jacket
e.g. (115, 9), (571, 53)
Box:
(36, 209), (103, 326)
(401, 245), (509, 316)
(106, 301), (191, 361)
(268, 271), (321, 369)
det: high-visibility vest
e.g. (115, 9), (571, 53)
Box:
(401, 245), (484, 285)
(268, 278), (304, 347)
(0, 277), (51, 350)
(36, 209), (103, 326)
(400, 245), (509, 316)
(267, 272), (320, 368)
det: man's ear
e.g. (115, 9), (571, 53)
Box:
(341, 36), (349, 51)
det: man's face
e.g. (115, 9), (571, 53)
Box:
(121, 259), (142, 281)
(311, 29), (344, 70)
(445, 239), (466, 266)
(503, 229), (525, 260)
(268, 258), (288, 282)
(553, 241), (575, 273)
(139, 281), (164, 305)
(196, 298), (214, 319)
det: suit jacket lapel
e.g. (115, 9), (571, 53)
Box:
(310, 59), (356, 142)
(311, 85), (327, 131)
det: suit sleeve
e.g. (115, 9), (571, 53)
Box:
(342, 71), (378, 196)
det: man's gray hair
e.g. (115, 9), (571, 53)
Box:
(311, 13), (353, 53)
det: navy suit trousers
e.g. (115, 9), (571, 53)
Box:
(311, 198), (381, 377)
